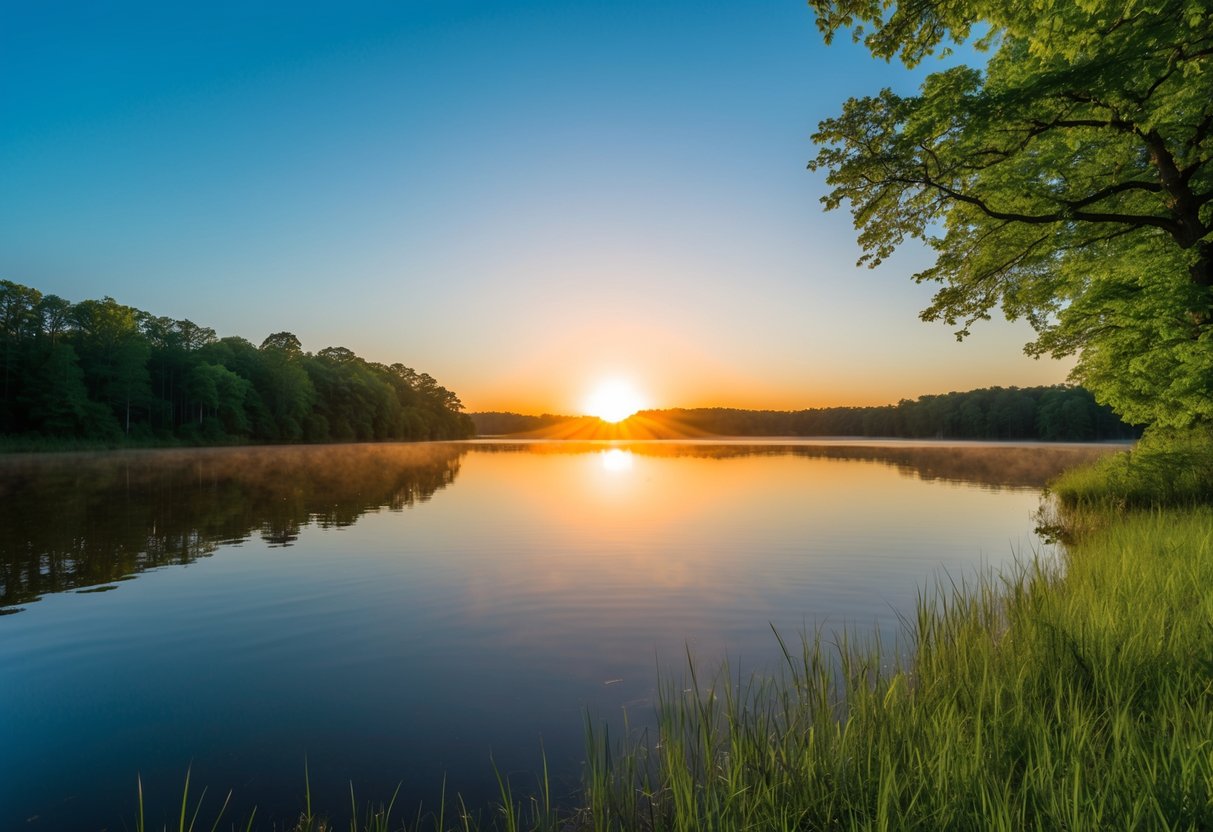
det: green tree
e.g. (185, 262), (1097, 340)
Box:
(35, 294), (73, 346)
(184, 361), (249, 437)
(260, 331), (303, 356)
(71, 297), (152, 435)
(20, 343), (116, 437)
(809, 0), (1213, 427)
(139, 314), (180, 430)
(306, 347), (401, 441)
(0, 280), (43, 427)
(257, 331), (315, 440)
(201, 336), (278, 438)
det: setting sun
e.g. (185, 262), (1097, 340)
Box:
(584, 379), (647, 423)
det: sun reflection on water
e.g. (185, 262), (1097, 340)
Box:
(600, 448), (635, 472)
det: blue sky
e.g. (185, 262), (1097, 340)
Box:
(0, 1), (1070, 412)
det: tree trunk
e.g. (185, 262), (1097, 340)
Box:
(1191, 241), (1213, 325)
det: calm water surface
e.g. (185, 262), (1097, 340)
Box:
(0, 440), (1121, 830)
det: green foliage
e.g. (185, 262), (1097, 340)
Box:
(1051, 426), (1213, 508)
(809, 0), (1213, 426)
(0, 280), (474, 446)
(19, 344), (110, 437)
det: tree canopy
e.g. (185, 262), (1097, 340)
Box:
(808, 0), (1213, 427)
(0, 280), (474, 445)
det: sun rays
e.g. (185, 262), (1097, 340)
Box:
(583, 379), (648, 423)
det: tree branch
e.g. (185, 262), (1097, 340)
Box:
(899, 171), (1181, 233)
(1029, 117), (1135, 134)
(1066, 180), (1163, 208)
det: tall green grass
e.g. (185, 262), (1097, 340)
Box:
(1051, 428), (1213, 509)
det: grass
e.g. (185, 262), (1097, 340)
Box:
(135, 767), (250, 832)
(1050, 427), (1213, 510)
(130, 435), (1213, 831)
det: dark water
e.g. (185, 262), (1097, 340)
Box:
(0, 440), (1122, 830)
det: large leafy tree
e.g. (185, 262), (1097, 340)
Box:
(257, 331), (316, 441)
(71, 297), (153, 434)
(808, 0), (1213, 427)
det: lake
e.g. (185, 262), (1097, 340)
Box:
(0, 440), (1122, 831)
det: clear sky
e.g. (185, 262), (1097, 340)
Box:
(0, 1), (1072, 414)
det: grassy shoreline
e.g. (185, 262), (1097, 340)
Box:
(136, 436), (1213, 830)
(571, 508), (1212, 831)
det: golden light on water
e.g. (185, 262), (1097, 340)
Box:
(600, 448), (635, 472)
(583, 379), (647, 423)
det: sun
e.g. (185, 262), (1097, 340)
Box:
(584, 379), (647, 423)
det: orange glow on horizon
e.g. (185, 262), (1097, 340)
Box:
(507, 412), (717, 441)
(583, 379), (648, 423)
(450, 334), (1078, 417)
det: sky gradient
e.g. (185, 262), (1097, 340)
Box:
(0, 1), (1073, 414)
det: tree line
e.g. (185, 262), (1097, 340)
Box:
(472, 386), (1139, 441)
(648, 387), (1138, 441)
(467, 411), (572, 436)
(0, 280), (474, 444)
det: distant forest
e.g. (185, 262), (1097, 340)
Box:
(0, 280), (474, 444)
(473, 386), (1141, 442)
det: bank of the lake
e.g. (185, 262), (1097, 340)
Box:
(0, 434), (242, 454)
(120, 436), (1213, 831)
(556, 435), (1213, 831)
(565, 516), (1213, 831)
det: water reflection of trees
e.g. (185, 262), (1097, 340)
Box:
(1, 440), (1127, 611)
(471, 440), (1125, 489)
(0, 443), (465, 609)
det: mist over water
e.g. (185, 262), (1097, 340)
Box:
(0, 440), (1122, 830)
